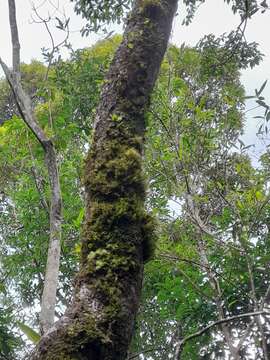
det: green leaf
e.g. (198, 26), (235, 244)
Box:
(73, 208), (85, 228)
(257, 80), (267, 96)
(236, 200), (244, 209)
(255, 191), (264, 201)
(256, 100), (269, 109)
(238, 139), (245, 148)
(17, 321), (40, 344)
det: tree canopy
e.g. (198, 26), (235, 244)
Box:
(0, 0), (270, 359)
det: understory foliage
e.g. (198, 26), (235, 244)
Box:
(131, 42), (270, 359)
(0, 30), (270, 358)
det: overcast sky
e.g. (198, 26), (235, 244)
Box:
(0, 0), (269, 160)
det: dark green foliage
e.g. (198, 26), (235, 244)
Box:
(71, 0), (132, 34)
(0, 307), (23, 359)
(183, 0), (269, 25)
(197, 33), (263, 71)
(130, 37), (269, 359)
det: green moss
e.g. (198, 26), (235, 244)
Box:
(111, 113), (122, 122)
(40, 310), (113, 360)
(67, 313), (110, 344)
(141, 213), (157, 262)
(83, 119), (154, 266)
(141, 0), (162, 7)
(82, 120), (156, 267)
(84, 130), (145, 198)
(70, 116), (157, 359)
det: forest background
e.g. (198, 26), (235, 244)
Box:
(1, 0), (270, 359)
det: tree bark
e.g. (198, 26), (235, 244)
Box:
(32, 0), (177, 358)
(40, 142), (62, 334)
(0, 0), (62, 335)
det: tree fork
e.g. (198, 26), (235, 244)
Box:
(32, 0), (177, 358)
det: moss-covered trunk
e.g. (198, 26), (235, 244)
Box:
(32, 0), (177, 358)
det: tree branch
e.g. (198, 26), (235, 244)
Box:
(128, 311), (270, 360)
(179, 310), (270, 349)
(8, 0), (20, 74)
(0, 57), (51, 150)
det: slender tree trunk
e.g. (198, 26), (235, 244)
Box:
(32, 0), (177, 358)
(40, 143), (62, 334)
(198, 236), (240, 360)
(0, 0), (62, 335)
(183, 181), (240, 359)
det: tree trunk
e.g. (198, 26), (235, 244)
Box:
(40, 142), (62, 334)
(32, 0), (177, 358)
(0, 0), (62, 335)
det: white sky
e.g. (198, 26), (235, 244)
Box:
(0, 0), (269, 159)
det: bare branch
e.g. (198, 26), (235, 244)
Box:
(31, 1), (70, 81)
